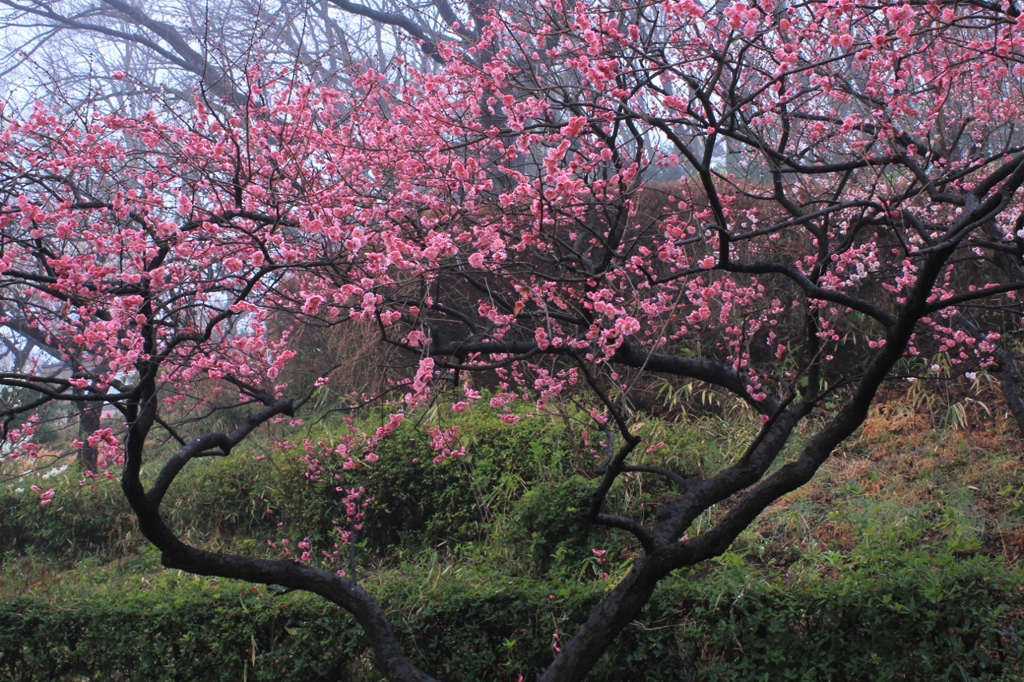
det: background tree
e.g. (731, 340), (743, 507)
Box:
(0, 0), (497, 108)
(3, 0), (1024, 680)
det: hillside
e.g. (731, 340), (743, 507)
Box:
(2, 387), (1023, 681)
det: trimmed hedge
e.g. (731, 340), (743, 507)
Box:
(0, 581), (362, 682)
(2, 550), (1022, 681)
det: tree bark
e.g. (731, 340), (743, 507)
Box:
(997, 346), (1024, 438)
(538, 553), (669, 682)
(77, 402), (101, 470)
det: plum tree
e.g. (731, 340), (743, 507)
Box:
(3, 0), (1024, 679)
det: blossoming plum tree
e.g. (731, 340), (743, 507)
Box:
(3, 0), (1024, 679)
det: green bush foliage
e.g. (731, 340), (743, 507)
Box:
(353, 429), (481, 552)
(681, 551), (1024, 681)
(1, 549), (1021, 681)
(4, 406), (1024, 679)
(509, 476), (595, 570)
(325, 405), (588, 555)
(0, 477), (137, 561)
(0, 576), (364, 681)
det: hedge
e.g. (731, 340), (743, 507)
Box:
(2, 549), (1022, 681)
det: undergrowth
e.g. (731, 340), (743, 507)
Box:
(2, 389), (1024, 680)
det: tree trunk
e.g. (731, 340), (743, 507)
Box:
(77, 402), (101, 470)
(539, 554), (667, 682)
(998, 347), (1024, 438)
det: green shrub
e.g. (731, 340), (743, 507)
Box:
(0, 579), (363, 681)
(0, 476), (138, 561)
(2, 546), (1020, 681)
(355, 429), (481, 552)
(509, 476), (595, 571)
(163, 452), (345, 553)
(680, 550), (1024, 681)
(0, 407), (588, 565)
(328, 406), (584, 555)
